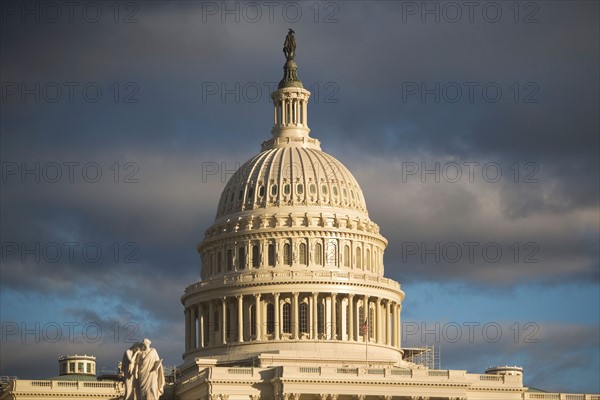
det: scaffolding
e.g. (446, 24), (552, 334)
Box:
(402, 345), (441, 370)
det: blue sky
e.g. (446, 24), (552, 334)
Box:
(1, 0), (598, 394)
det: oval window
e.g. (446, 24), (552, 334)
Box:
(259, 186), (265, 197)
(343, 188), (347, 198)
(271, 184), (278, 196)
(284, 183), (291, 195)
(333, 186), (338, 196)
(297, 184), (304, 194)
(309, 184), (316, 194)
(322, 185), (328, 195)
(248, 187), (254, 198)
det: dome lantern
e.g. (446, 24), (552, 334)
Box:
(263, 30), (320, 151)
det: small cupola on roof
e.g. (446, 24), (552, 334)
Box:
(263, 29), (320, 151)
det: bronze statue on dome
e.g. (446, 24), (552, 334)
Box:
(283, 29), (296, 61)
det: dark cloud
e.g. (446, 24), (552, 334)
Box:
(1, 0), (598, 393)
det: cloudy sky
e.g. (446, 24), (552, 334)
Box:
(1, 0), (598, 394)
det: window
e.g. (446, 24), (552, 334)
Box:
(267, 304), (275, 334)
(297, 183), (304, 194)
(259, 185), (265, 197)
(309, 183), (316, 194)
(343, 188), (347, 198)
(358, 305), (365, 337)
(321, 184), (328, 195)
(317, 302), (325, 335)
(326, 242), (337, 267)
(268, 244), (275, 266)
(252, 245), (260, 268)
(227, 249), (233, 271)
(78, 362), (84, 373)
(226, 306), (232, 338)
(283, 183), (291, 195)
(283, 303), (291, 333)
(369, 307), (374, 339)
(300, 302), (308, 333)
(366, 248), (371, 271)
(238, 189), (244, 200)
(86, 363), (90, 373)
(271, 184), (278, 196)
(247, 186), (254, 199)
(333, 186), (338, 196)
(283, 243), (292, 265)
(315, 243), (323, 265)
(217, 251), (222, 273)
(69, 362), (75, 373)
(250, 305), (256, 336)
(346, 304), (350, 335)
(299, 243), (307, 265)
(61, 363), (66, 375)
(204, 313), (210, 344)
(344, 245), (350, 267)
(356, 247), (362, 269)
(238, 246), (246, 270)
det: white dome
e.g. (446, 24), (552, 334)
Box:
(216, 147), (368, 220)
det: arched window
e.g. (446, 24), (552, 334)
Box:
(300, 302), (308, 333)
(355, 247), (362, 269)
(252, 245), (260, 268)
(299, 243), (307, 265)
(267, 304), (275, 334)
(344, 245), (350, 267)
(283, 303), (291, 333)
(315, 243), (323, 266)
(238, 247), (246, 270)
(366, 248), (371, 271)
(268, 244), (275, 266)
(283, 243), (292, 266)
(227, 249), (233, 271)
(326, 242), (337, 267)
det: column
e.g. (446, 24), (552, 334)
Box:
(221, 298), (227, 344)
(237, 295), (244, 342)
(330, 293), (337, 340)
(348, 294), (354, 341)
(255, 294), (262, 341)
(363, 295), (369, 343)
(392, 303), (398, 347)
(312, 292), (318, 339)
(274, 293), (281, 340)
(191, 305), (197, 350)
(386, 301), (391, 346)
(208, 301), (214, 346)
(302, 99), (307, 126)
(376, 298), (382, 344)
(199, 306), (205, 348)
(184, 308), (190, 352)
(292, 292), (299, 339)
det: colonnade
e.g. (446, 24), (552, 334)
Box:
(184, 291), (401, 353)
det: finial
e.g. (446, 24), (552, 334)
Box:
(279, 29), (303, 89)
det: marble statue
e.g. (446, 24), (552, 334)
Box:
(122, 338), (164, 400)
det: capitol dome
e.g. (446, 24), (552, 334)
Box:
(181, 32), (404, 368)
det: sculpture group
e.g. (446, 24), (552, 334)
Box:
(122, 338), (164, 400)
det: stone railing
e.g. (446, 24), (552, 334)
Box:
(185, 269), (401, 293)
(9, 379), (122, 394)
(524, 395), (600, 400)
